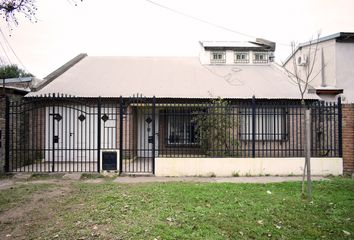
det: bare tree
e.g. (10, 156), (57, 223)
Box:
(283, 33), (323, 201)
(0, 0), (83, 26)
(0, 0), (37, 25)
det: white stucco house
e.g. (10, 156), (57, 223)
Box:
(283, 32), (354, 103)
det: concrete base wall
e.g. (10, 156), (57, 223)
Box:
(155, 157), (343, 177)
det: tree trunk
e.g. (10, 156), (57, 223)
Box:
(305, 109), (312, 200)
(301, 160), (307, 197)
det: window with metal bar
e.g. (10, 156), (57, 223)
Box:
(253, 52), (269, 63)
(240, 108), (287, 141)
(167, 111), (197, 145)
(234, 51), (249, 63)
(210, 51), (226, 63)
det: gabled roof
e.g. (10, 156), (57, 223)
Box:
(282, 32), (354, 66)
(27, 55), (317, 100)
(33, 53), (87, 91)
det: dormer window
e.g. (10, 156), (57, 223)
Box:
(234, 52), (249, 63)
(253, 52), (269, 63)
(210, 51), (226, 63)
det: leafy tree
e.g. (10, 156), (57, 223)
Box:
(193, 98), (239, 157)
(0, 64), (33, 78)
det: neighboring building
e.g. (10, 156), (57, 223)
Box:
(283, 32), (354, 103)
(0, 77), (35, 97)
(283, 32), (354, 175)
(2, 40), (344, 176)
(0, 76), (41, 174)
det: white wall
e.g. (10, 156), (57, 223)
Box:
(45, 105), (117, 163)
(155, 157), (343, 176)
(283, 39), (337, 89)
(336, 42), (354, 103)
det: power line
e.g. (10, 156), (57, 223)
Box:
(144, 0), (291, 47)
(0, 40), (12, 65)
(0, 27), (28, 71)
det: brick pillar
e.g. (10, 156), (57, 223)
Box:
(342, 104), (354, 175)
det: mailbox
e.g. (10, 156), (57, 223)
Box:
(102, 151), (117, 170)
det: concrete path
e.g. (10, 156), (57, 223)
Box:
(0, 174), (327, 189)
(114, 176), (326, 184)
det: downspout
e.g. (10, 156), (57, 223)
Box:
(320, 48), (326, 87)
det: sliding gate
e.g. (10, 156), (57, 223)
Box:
(4, 96), (156, 174)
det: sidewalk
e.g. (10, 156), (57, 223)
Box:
(113, 176), (326, 184)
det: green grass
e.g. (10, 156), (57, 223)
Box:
(25, 177), (353, 240)
(0, 183), (55, 212)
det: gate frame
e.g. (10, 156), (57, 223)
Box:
(119, 95), (156, 175)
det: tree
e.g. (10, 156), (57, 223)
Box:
(0, 0), (37, 25)
(283, 33), (322, 201)
(0, 0), (82, 26)
(0, 64), (33, 78)
(193, 98), (239, 157)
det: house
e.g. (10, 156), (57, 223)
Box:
(283, 32), (354, 175)
(3, 39), (343, 176)
(283, 32), (354, 103)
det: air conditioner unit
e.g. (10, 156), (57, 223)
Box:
(297, 54), (308, 66)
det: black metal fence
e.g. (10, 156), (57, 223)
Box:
(157, 98), (342, 158)
(3, 96), (342, 173)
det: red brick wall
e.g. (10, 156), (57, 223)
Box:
(342, 104), (354, 175)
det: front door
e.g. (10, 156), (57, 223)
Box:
(137, 108), (159, 158)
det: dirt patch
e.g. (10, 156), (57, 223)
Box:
(0, 179), (14, 190)
(0, 183), (72, 239)
(83, 178), (105, 184)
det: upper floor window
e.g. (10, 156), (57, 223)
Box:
(253, 52), (269, 63)
(210, 51), (226, 64)
(234, 52), (249, 63)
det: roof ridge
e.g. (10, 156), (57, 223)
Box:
(33, 53), (87, 91)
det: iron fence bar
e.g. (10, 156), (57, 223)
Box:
(337, 97), (342, 157)
(119, 96), (123, 174)
(4, 96), (9, 172)
(97, 97), (101, 172)
(251, 96), (256, 158)
(51, 105), (55, 172)
(152, 96), (156, 174)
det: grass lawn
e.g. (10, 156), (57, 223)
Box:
(0, 177), (353, 239)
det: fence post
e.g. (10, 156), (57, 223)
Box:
(97, 97), (101, 172)
(119, 96), (123, 174)
(152, 96), (156, 174)
(251, 96), (256, 158)
(4, 96), (9, 172)
(51, 104), (55, 172)
(337, 97), (342, 157)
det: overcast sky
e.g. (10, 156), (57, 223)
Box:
(0, 0), (353, 78)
